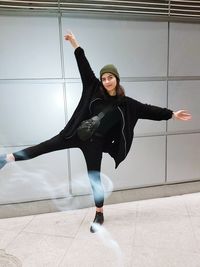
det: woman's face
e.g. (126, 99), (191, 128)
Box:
(101, 73), (117, 96)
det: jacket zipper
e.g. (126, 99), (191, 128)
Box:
(91, 99), (127, 158)
(117, 106), (127, 157)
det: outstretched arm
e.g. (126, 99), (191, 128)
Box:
(172, 110), (192, 121)
(64, 31), (98, 86)
(135, 99), (192, 121)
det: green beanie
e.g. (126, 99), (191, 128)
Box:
(100, 64), (120, 80)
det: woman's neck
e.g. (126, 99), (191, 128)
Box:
(108, 90), (117, 96)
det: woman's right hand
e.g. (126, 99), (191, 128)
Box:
(64, 31), (79, 49)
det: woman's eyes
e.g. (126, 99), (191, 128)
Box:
(103, 76), (113, 82)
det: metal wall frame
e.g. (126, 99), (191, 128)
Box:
(0, 1), (200, 23)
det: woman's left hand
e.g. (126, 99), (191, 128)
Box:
(173, 110), (192, 121)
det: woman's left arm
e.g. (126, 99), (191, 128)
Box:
(135, 100), (192, 121)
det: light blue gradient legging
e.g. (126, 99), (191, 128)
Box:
(13, 133), (104, 208)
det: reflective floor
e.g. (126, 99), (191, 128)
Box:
(1, 192), (200, 267)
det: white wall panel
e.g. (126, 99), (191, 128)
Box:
(0, 16), (62, 79)
(0, 83), (66, 146)
(169, 23), (200, 76)
(70, 136), (166, 196)
(64, 81), (92, 196)
(167, 134), (200, 182)
(70, 148), (91, 195)
(0, 147), (69, 204)
(122, 81), (167, 135)
(65, 82), (82, 120)
(0, 12), (199, 209)
(168, 81), (200, 132)
(102, 136), (166, 190)
(62, 18), (168, 78)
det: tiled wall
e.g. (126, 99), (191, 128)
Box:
(0, 15), (200, 204)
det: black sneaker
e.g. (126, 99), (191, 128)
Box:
(0, 154), (7, 170)
(90, 211), (104, 233)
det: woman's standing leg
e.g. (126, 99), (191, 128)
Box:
(81, 137), (105, 233)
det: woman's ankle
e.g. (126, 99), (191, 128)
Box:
(96, 207), (103, 213)
(6, 153), (15, 162)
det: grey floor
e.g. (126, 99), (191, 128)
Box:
(1, 192), (200, 267)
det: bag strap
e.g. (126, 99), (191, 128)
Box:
(97, 104), (114, 119)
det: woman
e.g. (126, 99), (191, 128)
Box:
(0, 32), (192, 233)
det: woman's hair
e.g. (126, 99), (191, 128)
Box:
(115, 78), (125, 97)
(100, 78), (125, 99)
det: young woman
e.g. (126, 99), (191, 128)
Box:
(0, 32), (191, 233)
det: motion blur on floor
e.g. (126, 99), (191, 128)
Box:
(1, 192), (200, 267)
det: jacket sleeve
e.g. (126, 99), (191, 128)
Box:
(135, 100), (173, 121)
(74, 47), (99, 87)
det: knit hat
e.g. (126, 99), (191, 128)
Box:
(100, 64), (120, 80)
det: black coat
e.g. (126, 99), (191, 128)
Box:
(60, 47), (173, 168)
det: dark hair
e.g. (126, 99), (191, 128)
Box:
(100, 78), (125, 100)
(115, 79), (125, 97)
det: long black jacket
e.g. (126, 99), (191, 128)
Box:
(60, 47), (173, 168)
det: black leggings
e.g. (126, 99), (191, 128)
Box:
(13, 133), (104, 208)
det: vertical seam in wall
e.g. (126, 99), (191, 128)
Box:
(165, 21), (170, 183)
(58, 11), (72, 196)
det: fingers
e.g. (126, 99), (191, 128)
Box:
(64, 30), (74, 41)
(64, 35), (68, 40)
(180, 111), (192, 118)
(181, 113), (192, 117)
(180, 117), (192, 121)
(64, 34), (72, 40)
(177, 110), (192, 116)
(179, 113), (192, 120)
(178, 110), (190, 115)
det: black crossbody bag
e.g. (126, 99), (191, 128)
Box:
(77, 105), (113, 141)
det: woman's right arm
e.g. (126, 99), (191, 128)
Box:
(64, 32), (98, 86)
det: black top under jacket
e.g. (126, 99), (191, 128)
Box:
(60, 47), (173, 168)
(90, 96), (121, 136)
